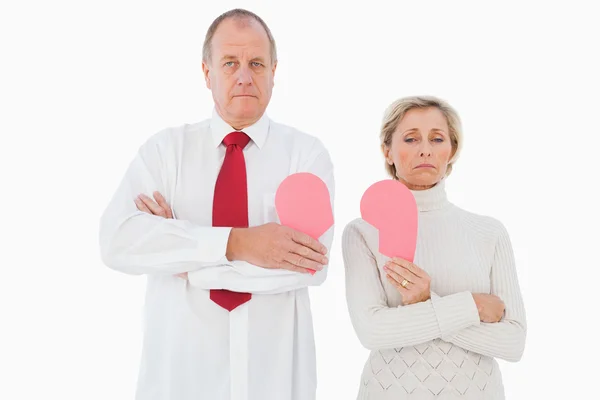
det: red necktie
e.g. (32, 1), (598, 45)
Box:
(210, 131), (252, 312)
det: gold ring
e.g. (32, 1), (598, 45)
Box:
(401, 279), (409, 288)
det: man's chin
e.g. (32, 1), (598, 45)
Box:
(232, 105), (262, 119)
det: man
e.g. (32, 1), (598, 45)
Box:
(99, 8), (334, 400)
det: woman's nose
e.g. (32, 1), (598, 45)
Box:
(419, 143), (432, 157)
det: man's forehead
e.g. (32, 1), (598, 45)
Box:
(213, 41), (270, 61)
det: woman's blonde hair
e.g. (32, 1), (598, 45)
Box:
(380, 95), (463, 179)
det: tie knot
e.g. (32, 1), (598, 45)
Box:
(223, 131), (251, 149)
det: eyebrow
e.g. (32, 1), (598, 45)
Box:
(219, 55), (267, 64)
(220, 55), (238, 62)
(402, 128), (447, 134)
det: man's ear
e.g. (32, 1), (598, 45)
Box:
(202, 61), (211, 89)
(270, 61), (278, 87)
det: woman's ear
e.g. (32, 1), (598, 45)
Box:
(381, 144), (394, 165)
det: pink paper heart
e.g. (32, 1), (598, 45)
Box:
(275, 173), (334, 275)
(360, 179), (418, 262)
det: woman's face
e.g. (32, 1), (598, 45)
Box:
(384, 107), (453, 190)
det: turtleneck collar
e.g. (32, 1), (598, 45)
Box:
(409, 178), (449, 212)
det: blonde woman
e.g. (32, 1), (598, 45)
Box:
(342, 96), (526, 399)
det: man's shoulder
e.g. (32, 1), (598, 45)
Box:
(269, 118), (328, 152)
(144, 120), (210, 148)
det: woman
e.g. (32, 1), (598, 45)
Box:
(342, 96), (526, 399)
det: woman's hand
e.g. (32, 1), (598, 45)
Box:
(134, 191), (187, 280)
(472, 293), (505, 322)
(384, 258), (431, 305)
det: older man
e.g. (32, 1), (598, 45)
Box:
(99, 8), (334, 400)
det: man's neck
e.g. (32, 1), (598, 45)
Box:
(216, 108), (261, 131)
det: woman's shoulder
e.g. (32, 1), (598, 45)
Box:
(342, 218), (378, 245)
(449, 204), (509, 239)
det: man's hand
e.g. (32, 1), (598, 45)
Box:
(384, 257), (431, 305)
(227, 223), (328, 274)
(134, 191), (329, 276)
(135, 191), (173, 219)
(472, 293), (505, 323)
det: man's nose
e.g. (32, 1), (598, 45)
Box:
(236, 65), (252, 85)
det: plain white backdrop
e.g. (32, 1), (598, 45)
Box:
(1, 1), (599, 399)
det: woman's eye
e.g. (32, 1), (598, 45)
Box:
(433, 138), (444, 142)
(404, 138), (416, 143)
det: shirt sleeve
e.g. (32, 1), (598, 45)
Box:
(187, 137), (335, 294)
(342, 221), (481, 350)
(441, 221), (527, 362)
(99, 133), (234, 276)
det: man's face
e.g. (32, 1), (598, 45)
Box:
(202, 18), (277, 129)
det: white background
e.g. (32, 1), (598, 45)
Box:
(1, 1), (599, 399)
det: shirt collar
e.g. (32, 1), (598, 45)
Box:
(209, 108), (270, 149)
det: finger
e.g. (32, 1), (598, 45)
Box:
(386, 274), (410, 296)
(134, 197), (152, 214)
(392, 257), (428, 279)
(290, 243), (328, 265)
(285, 249), (324, 271)
(385, 261), (420, 283)
(291, 230), (327, 255)
(384, 266), (410, 289)
(139, 194), (166, 217)
(278, 260), (313, 274)
(153, 191), (173, 219)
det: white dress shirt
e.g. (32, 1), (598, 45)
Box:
(99, 109), (335, 400)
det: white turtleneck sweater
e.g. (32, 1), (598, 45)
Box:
(342, 179), (526, 399)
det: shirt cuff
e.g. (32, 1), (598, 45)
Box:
(195, 226), (232, 263)
(431, 291), (480, 338)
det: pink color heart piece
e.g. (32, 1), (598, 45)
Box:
(360, 179), (418, 262)
(275, 173), (334, 274)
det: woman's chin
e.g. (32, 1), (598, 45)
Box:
(402, 174), (441, 189)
